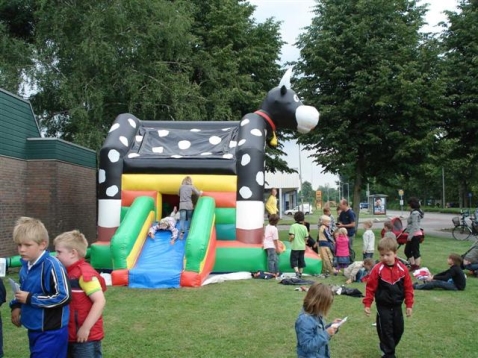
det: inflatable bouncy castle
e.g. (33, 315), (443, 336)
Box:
(90, 69), (321, 288)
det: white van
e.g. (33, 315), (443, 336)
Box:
(284, 203), (314, 215)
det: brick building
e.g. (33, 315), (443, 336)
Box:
(0, 89), (97, 257)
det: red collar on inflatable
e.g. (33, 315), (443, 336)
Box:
(254, 110), (276, 132)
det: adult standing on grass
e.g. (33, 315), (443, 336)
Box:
(289, 211), (308, 278)
(178, 176), (202, 238)
(337, 199), (356, 251)
(265, 188), (278, 218)
(404, 197), (424, 271)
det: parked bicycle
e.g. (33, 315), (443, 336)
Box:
(451, 209), (478, 240)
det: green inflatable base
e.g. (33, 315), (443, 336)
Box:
(90, 242), (113, 270)
(213, 241), (322, 274)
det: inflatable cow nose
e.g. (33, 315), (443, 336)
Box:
(296, 105), (319, 134)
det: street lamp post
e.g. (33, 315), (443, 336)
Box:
(298, 143), (304, 209)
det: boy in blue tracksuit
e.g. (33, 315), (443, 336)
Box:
(10, 217), (71, 358)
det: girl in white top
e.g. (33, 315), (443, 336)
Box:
(362, 220), (375, 259)
(263, 214), (281, 276)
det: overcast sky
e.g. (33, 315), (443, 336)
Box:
(249, 0), (459, 189)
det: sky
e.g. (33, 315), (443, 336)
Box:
(249, 0), (460, 189)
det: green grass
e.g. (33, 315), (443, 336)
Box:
(2, 231), (478, 357)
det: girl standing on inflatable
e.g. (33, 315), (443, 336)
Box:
(178, 176), (202, 238)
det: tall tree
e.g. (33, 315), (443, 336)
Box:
(0, 0), (36, 93)
(1, 0), (286, 156)
(293, 0), (444, 214)
(441, 0), (478, 207)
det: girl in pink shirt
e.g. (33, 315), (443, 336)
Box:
(334, 228), (350, 269)
(263, 214), (281, 276)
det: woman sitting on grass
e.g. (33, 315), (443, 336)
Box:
(413, 253), (466, 291)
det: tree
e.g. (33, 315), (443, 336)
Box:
(293, 0), (444, 215)
(0, 0), (286, 157)
(299, 181), (315, 205)
(0, 0), (36, 93)
(441, 0), (478, 207)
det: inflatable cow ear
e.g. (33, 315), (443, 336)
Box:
(278, 67), (293, 89)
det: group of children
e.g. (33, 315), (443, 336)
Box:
(2, 176), (203, 357)
(295, 235), (413, 358)
(261, 208), (378, 283)
(294, 208), (469, 358)
(6, 217), (106, 358)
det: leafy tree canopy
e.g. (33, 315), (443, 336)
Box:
(293, 0), (445, 211)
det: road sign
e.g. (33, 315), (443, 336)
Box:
(398, 189), (404, 196)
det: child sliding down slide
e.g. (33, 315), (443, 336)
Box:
(148, 207), (180, 245)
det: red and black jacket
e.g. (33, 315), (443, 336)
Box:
(363, 259), (414, 309)
(67, 259), (107, 342)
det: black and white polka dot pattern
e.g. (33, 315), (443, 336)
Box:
(97, 70), (319, 242)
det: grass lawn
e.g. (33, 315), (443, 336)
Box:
(2, 230), (478, 357)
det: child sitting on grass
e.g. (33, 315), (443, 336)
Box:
(413, 253), (466, 291)
(344, 258), (375, 284)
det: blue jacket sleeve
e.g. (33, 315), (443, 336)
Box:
(296, 315), (330, 354)
(27, 258), (71, 308)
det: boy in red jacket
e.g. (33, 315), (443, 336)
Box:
(363, 237), (414, 358)
(54, 230), (106, 358)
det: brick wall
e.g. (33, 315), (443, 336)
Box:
(0, 156), (27, 257)
(0, 157), (97, 257)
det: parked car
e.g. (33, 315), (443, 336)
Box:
(284, 204), (314, 215)
(359, 202), (369, 209)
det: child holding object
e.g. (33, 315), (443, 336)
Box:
(295, 282), (343, 358)
(54, 230), (107, 358)
(363, 237), (414, 358)
(10, 217), (71, 358)
(362, 220), (375, 259)
(263, 214), (281, 277)
(413, 253), (466, 291)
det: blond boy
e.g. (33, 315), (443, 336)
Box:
(362, 220), (375, 259)
(54, 230), (106, 358)
(10, 217), (71, 357)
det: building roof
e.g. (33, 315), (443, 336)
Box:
(265, 171), (300, 191)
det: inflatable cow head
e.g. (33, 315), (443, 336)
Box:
(258, 68), (319, 135)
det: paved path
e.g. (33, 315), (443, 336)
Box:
(370, 210), (456, 239)
(278, 210), (459, 240)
